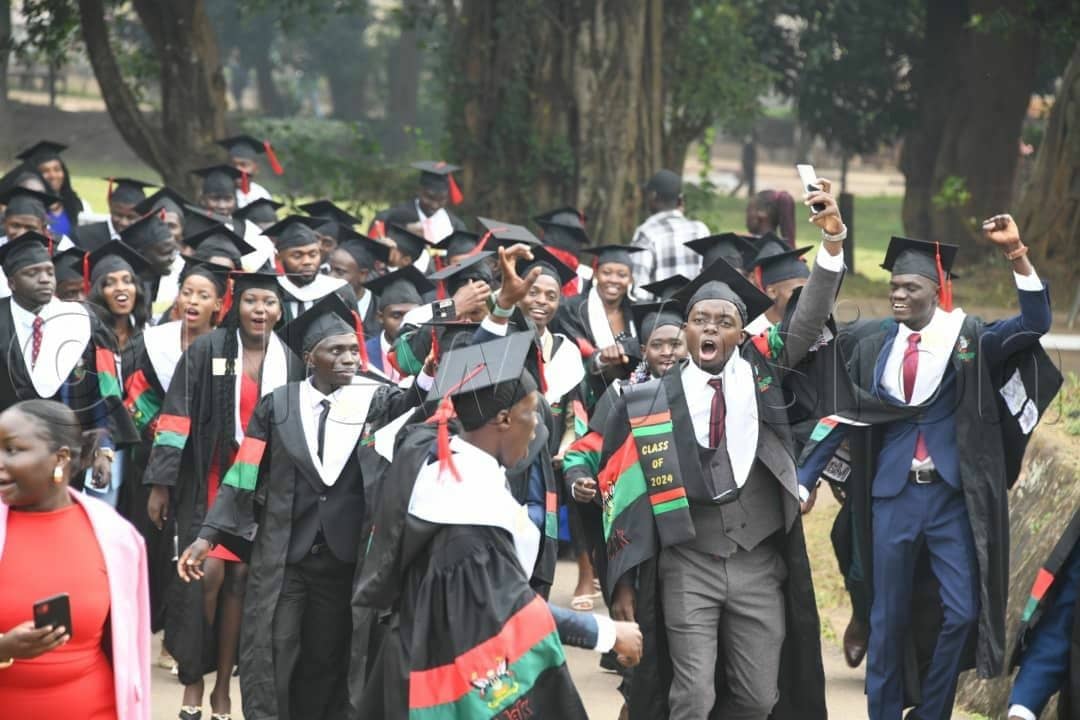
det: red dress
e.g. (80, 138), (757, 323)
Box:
(206, 373), (260, 562)
(0, 503), (117, 719)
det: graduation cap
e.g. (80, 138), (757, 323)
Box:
(673, 256), (772, 326)
(1, 186), (57, 220)
(218, 270), (285, 323)
(881, 235), (959, 311)
(182, 204), (233, 238)
(185, 225), (255, 268)
(336, 230), (391, 270)
(429, 251), (495, 296)
(178, 255), (229, 296)
(15, 140), (67, 166)
(533, 206), (589, 252)
(135, 187), (188, 219)
(410, 161), (463, 205)
(119, 212), (174, 254)
(86, 240), (153, 291)
(0, 165), (46, 198)
(0, 231), (53, 274)
(298, 200), (362, 229)
(750, 245), (813, 288)
(517, 245), (576, 287)
(192, 165), (243, 197)
(261, 215), (322, 250)
(279, 290), (365, 360)
(631, 300), (685, 342)
(640, 274), (691, 301)
(52, 246), (87, 283)
(477, 217), (541, 248)
(104, 177), (155, 206)
(433, 229), (482, 259)
(384, 223), (430, 263)
(233, 197), (283, 227)
(364, 264), (434, 307)
(216, 134), (284, 174)
(685, 233), (757, 272)
(583, 244), (646, 270)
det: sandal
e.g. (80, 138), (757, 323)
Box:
(570, 594), (594, 611)
(179, 708), (202, 720)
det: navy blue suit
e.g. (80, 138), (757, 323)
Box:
(1010, 543), (1080, 718)
(365, 335), (384, 373)
(868, 286), (1051, 720)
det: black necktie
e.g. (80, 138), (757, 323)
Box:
(317, 399), (331, 463)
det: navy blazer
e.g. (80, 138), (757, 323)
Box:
(365, 335), (384, 372)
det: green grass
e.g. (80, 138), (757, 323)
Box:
(1062, 372), (1080, 436)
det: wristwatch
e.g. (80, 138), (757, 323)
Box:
(95, 447), (116, 463)
(487, 291), (515, 318)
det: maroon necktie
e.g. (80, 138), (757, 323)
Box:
(708, 378), (725, 447)
(902, 333), (930, 461)
(31, 315), (44, 369)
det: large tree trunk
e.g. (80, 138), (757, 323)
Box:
(0, 0), (11, 157)
(78, 0), (227, 195)
(253, 49), (287, 117)
(446, 0), (661, 245)
(386, 13), (420, 156)
(1014, 43), (1080, 290)
(899, 0), (1040, 255)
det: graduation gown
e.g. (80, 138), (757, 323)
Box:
(553, 292), (640, 411)
(356, 291), (381, 344)
(353, 424), (588, 720)
(277, 274), (348, 324)
(142, 327), (303, 683)
(76, 220), (115, 252)
(372, 201), (467, 233)
(198, 377), (425, 720)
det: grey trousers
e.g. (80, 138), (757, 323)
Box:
(659, 541), (787, 720)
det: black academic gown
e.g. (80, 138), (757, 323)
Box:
(352, 423), (588, 720)
(76, 220), (113, 252)
(357, 292), (381, 345)
(142, 328), (304, 684)
(371, 201), (467, 233)
(553, 292), (640, 412)
(198, 378), (424, 720)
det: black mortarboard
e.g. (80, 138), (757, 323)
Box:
(1, 187), (56, 220)
(262, 215), (322, 250)
(643, 169), (682, 201)
(225, 271), (284, 317)
(751, 245), (812, 287)
(752, 232), (790, 258)
(217, 134), (273, 161)
(178, 255), (229, 296)
(234, 198), (283, 227)
(685, 233), (757, 271)
(87, 240), (152, 286)
(631, 300), (684, 342)
(105, 177), (155, 206)
(298, 200), (362, 228)
(427, 331), (537, 426)
(583, 244), (646, 269)
(183, 204), (233, 237)
(429, 251), (495, 295)
(52, 247), (86, 283)
(136, 187), (188, 219)
(0, 231), (53, 274)
(640, 274), (691, 301)
(673, 256), (772, 326)
(279, 291), (358, 358)
(384, 223), (430, 262)
(533, 206), (589, 252)
(15, 140), (67, 165)
(119, 212), (173, 253)
(192, 165), (242, 197)
(365, 265), (434, 307)
(881, 236), (959, 282)
(411, 160), (461, 195)
(184, 224), (256, 259)
(477, 217), (540, 248)
(433, 230), (481, 258)
(337, 230), (391, 269)
(517, 245), (576, 287)
(415, 319), (481, 358)
(0, 166), (45, 197)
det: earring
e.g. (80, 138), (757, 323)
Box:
(52, 465), (64, 484)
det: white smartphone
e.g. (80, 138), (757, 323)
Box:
(796, 164), (827, 213)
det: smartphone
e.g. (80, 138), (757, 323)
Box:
(796, 164), (827, 214)
(33, 593), (72, 635)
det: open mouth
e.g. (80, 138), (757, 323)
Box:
(529, 308), (549, 320)
(891, 302), (909, 313)
(699, 338), (719, 362)
(184, 307), (201, 319)
(0, 478), (15, 499)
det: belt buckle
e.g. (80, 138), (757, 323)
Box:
(912, 469), (933, 485)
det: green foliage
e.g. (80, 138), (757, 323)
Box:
(932, 175), (972, 211)
(16, 0), (80, 68)
(1062, 373), (1080, 437)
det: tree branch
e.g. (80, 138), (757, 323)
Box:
(77, 0), (168, 174)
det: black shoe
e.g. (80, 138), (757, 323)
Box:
(179, 709), (202, 720)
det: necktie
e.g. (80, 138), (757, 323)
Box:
(316, 399), (331, 463)
(707, 378), (725, 448)
(902, 333), (930, 461)
(31, 315), (44, 369)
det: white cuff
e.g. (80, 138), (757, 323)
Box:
(415, 371), (434, 392)
(480, 315), (509, 337)
(593, 614), (616, 653)
(814, 240), (845, 272)
(1007, 704), (1037, 720)
(1014, 269), (1043, 292)
(798, 485), (810, 503)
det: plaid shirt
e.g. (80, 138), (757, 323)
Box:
(630, 209), (710, 299)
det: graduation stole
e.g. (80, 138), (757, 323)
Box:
(123, 368), (162, 434)
(221, 435), (267, 492)
(598, 383), (694, 553)
(95, 346), (122, 400)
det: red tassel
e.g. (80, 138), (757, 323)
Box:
(216, 276), (235, 324)
(434, 255), (447, 300)
(536, 346), (548, 394)
(274, 258), (285, 275)
(158, 207), (167, 221)
(387, 349), (403, 377)
(370, 220), (385, 240)
(263, 141), (284, 175)
(547, 246), (581, 297)
(754, 265), (764, 290)
(424, 363), (486, 482)
(351, 310), (369, 371)
(466, 230), (495, 258)
(82, 252), (91, 296)
(241, 170), (250, 195)
(448, 174), (464, 205)
(430, 327), (440, 362)
(45, 228), (54, 256)
(107, 178), (114, 203)
(935, 241), (953, 312)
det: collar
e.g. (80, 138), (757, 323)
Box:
(305, 376), (344, 409)
(380, 332), (392, 354)
(682, 355), (723, 384)
(897, 306), (964, 347)
(539, 329), (554, 362)
(413, 198), (428, 222)
(9, 296), (41, 329)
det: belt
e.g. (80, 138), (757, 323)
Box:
(908, 468), (941, 485)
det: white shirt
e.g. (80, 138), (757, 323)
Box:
(0, 233), (76, 300)
(235, 181), (272, 209)
(356, 288), (373, 322)
(298, 378), (364, 487)
(379, 332), (401, 383)
(682, 358), (724, 448)
(9, 296), (92, 398)
(151, 254), (186, 322)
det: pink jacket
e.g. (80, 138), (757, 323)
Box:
(0, 490), (151, 720)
